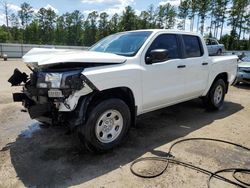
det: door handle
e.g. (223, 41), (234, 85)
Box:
(202, 62), (208, 66)
(177, 65), (186, 68)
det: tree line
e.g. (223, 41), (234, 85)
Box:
(0, 0), (249, 50)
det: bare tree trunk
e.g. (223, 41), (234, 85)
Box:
(190, 18), (192, 31)
(242, 29), (245, 39)
(183, 18), (186, 30)
(238, 15), (243, 43)
(215, 24), (218, 39)
(2, 1), (9, 27)
(190, 15), (195, 31)
(200, 15), (205, 35)
(213, 22), (216, 37)
(196, 15), (200, 33)
(220, 21), (224, 40)
(209, 15), (213, 35)
(248, 35), (250, 48)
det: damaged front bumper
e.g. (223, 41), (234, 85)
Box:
(9, 68), (95, 127)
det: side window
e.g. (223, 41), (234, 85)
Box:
(183, 35), (204, 58)
(146, 34), (180, 59)
(211, 40), (217, 45)
(206, 39), (211, 45)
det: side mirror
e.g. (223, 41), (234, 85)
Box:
(146, 49), (169, 64)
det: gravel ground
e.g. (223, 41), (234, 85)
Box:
(0, 59), (249, 188)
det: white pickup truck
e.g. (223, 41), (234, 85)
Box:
(9, 30), (238, 152)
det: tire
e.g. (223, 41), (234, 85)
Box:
(203, 79), (226, 110)
(79, 98), (131, 153)
(217, 49), (222, 56)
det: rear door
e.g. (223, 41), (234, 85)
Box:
(179, 34), (209, 97)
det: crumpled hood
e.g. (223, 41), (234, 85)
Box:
(22, 48), (127, 67)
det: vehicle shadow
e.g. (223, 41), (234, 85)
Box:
(6, 99), (243, 187)
(234, 83), (250, 90)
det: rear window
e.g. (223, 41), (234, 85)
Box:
(183, 35), (204, 58)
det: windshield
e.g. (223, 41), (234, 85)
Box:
(89, 31), (152, 57)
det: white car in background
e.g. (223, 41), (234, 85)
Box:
(234, 53), (250, 85)
(236, 62), (250, 84)
(205, 38), (225, 56)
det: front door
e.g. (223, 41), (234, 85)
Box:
(141, 34), (189, 112)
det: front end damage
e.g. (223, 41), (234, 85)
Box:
(8, 67), (95, 127)
(8, 48), (126, 128)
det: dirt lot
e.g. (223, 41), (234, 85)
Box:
(0, 59), (249, 188)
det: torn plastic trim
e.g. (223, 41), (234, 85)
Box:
(58, 82), (93, 112)
(80, 74), (99, 91)
(8, 68), (28, 86)
(12, 92), (51, 119)
(28, 103), (51, 119)
(12, 93), (28, 102)
(57, 73), (98, 112)
(62, 94), (95, 128)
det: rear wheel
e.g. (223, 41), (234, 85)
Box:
(217, 49), (222, 55)
(203, 79), (226, 110)
(79, 98), (131, 153)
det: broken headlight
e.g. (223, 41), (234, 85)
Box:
(36, 70), (84, 89)
(45, 73), (62, 88)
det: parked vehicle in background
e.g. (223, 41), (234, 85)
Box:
(205, 38), (225, 56)
(8, 30), (238, 152)
(234, 54), (250, 84)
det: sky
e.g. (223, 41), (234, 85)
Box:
(1, 0), (174, 16)
(0, 0), (241, 37)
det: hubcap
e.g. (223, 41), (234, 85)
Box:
(214, 85), (223, 105)
(95, 109), (123, 143)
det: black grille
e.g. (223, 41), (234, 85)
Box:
(243, 78), (250, 82)
(243, 70), (250, 73)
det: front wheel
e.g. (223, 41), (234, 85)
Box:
(203, 79), (226, 110)
(79, 98), (131, 153)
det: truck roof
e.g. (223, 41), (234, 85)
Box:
(123, 29), (202, 37)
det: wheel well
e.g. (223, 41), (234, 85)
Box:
(213, 72), (229, 93)
(86, 87), (136, 125)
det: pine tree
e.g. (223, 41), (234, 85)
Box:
(97, 12), (109, 40)
(109, 13), (119, 34)
(138, 11), (150, 29)
(178, 0), (190, 30)
(197, 0), (211, 35)
(83, 11), (98, 46)
(18, 2), (33, 28)
(188, 0), (198, 31)
(120, 6), (137, 31)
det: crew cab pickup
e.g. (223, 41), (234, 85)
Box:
(8, 30), (238, 152)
